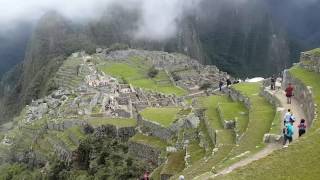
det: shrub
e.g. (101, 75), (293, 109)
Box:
(148, 66), (159, 78)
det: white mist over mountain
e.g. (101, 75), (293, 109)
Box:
(0, 0), (201, 40)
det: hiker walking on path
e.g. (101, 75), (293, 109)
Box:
(219, 80), (224, 91)
(285, 83), (294, 104)
(283, 109), (292, 125)
(283, 119), (295, 147)
(271, 76), (276, 90)
(298, 119), (307, 137)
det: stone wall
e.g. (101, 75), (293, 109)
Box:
(137, 115), (174, 140)
(128, 141), (162, 166)
(299, 51), (320, 73)
(94, 125), (136, 141)
(226, 88), (251, 109)
(283, 70), (316, 126)
(260, 88), (282, 108)
(47, 120), (88, 131)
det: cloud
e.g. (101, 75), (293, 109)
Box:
(0, 0), (202, 40)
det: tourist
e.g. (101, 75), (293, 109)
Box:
(227, 79), (232, 88)
(283, 119), (294, 147)
(219, 80), (224, 91)
(285, 83), (294, 104)
(142, 171), (150, 180)
(270, 76), (276, 90)
(298, 119), (307, 137)
(283, 109), (292, 125)
(179, 175), (185, 180)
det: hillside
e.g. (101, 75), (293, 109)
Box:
(2, 45), (320, 179)
(2, 0), (320, 123)
(0, 49), (233, 179)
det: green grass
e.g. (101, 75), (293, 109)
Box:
(215, 83), (275, 169)
(171, 96), (236, 179)
(290, 66), (320, 129)
(269, 110), (282, 134)
(161, 151), (185, 175)
(99, 58), (186, 96)
(151, 165), (164, 180)
(215, 130), (320, 180)
(140, 107), (181, 127)
(129, 133), (168, 149)
(218, 102), (249, 135)
(188, 141), (206, 164)
(216, 68), (320, 179)
(88, 118), (137, 128)
(306, 48), (320, 57)
(55, 126), (85, 151)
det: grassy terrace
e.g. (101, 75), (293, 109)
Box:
(188, 141), (206, 164)
(215, 83), (275, 170)
(129, 134), (168, 150)
(140, 107), (181, 127)
(218, 102), (249, 135)
(161, 151), (186, 176)
(216, 66), (320, 179)
(173, 96), (236, 179)
(269, 110), (282, 134)
(88, 118), (137, 128)
(100, 57), (186, 96)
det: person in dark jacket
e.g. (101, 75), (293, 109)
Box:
(298, 119), (307, 137)
(219, 80), (224, 91)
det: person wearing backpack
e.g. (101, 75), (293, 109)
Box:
(298, 119), (307, 137)
(283, 119), (294, 147)
(283, 109), (292, 125)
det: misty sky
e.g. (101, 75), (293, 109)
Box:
(0, 0), (201, 40)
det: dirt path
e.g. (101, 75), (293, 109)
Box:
(204, 87), (307, 179)
(271, 88), (307, 140)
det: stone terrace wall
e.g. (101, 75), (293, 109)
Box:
(94, 125), (136, 141)
(299, 51), (320, 73)
(137, 115), (174, 140)
(283, 70), (316, 126)
(226, 88), (251, 109)
(128, 141), (162, 166)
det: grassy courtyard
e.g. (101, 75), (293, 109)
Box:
(140, 107), (181, 127)
(99, 57), (187, 96)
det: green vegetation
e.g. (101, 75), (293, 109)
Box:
(188, 141), (206, 164)
(99, 57), (186, 96)
(217, 70), (320, 179)
(174, 96), (236, 179)
(269, 110), (282, 134)
(216, 83), (275, 169)
(140, 107), (181, 127)
(88, 118), (137, 128)
(130, 134), (168, 149)
(161, 151), (185, 175)
(290, 66), (320, 129)
(306, 48), (320, 57)
(218, 102), (249, 135)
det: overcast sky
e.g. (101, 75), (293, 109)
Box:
(0, 0), (201, 40)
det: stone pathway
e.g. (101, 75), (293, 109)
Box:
(205, 87), (307, 179)
(271, 89), (307, 140)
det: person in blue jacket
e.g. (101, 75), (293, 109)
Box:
(283, 118), (294, 147)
